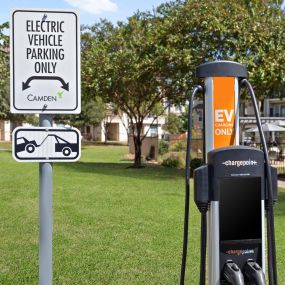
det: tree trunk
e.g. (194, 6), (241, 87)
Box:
(133, 123), (143, 167)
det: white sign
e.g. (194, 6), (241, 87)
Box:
(10, 9), (80, 113)
(12, 127), (81, 162)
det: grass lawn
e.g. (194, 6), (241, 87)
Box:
(0, 143), (284, 284)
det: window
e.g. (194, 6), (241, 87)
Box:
(281, 106), (285, 117)
(149, 125), (158, 137)
(273, 105), (280, 117)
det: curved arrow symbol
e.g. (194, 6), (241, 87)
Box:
(22, 76), (69, 91)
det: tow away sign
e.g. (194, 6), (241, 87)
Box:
(10, 9), (80, 114)
(12, 127), (81, 162)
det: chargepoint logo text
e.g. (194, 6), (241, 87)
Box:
(222, 159), (258, 167)
(225, 249), (254, 256)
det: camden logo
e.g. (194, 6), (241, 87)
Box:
(222, 159), (258, 167)
(225, 249), (254, 256)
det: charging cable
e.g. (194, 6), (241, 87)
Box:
(240, 79), (278, 285)
(180, 85), (204, 285)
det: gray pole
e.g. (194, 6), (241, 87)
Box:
(39, 114), (53, 285)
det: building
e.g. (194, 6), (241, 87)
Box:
(240, 98), (285, 144)
(0, 120), (11, 141)
(81, 112), (129, 143)
(80, 103), (185, 143)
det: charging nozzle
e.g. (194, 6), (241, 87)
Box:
(223, 261), (245, 285)
(244, 260), (266, 285)
(194, 165), (209, 213)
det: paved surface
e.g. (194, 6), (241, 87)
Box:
(278, 180), (285, 188)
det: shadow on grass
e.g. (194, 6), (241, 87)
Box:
(57, 161), (184, 181)
(120, 158), (133, 162)
(0, 149), (12, 153)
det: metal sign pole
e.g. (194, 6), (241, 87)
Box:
(39, 114), (53, 285)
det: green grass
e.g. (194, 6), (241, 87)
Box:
(0, 143), (284, 284)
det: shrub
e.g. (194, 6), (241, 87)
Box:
(170, 140), (186, 152)
(159, 140), (169, 155)
(162, 152), (185, 168)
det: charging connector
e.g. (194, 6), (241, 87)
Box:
(244, 260), (266, 285)
(223, 261), (245, 285)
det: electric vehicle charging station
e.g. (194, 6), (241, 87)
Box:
(180, 61), (278, 285)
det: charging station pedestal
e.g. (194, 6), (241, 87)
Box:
(196, 61), (249, 284)
(191, 61), (278, 284)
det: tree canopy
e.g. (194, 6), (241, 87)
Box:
(157, 0), (285, 97)
(81, 0), (284, 166)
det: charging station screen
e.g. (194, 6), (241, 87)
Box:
(219, 177), (261, 241)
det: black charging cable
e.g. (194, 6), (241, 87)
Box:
(240, 79), (278, 285)
(180, 85), (204, 285)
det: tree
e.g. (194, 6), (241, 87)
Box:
(54, 96), (106, 128)
(163, 112), (182, 134)
(157, 0), (285, 98)
(82, 17), (178, 167)
(72, 97), (106, 127)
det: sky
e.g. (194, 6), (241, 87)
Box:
(0, 0), (168, 26)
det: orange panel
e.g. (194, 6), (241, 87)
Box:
(213, 77), (236, 148)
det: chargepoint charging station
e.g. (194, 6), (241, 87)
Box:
(180, 61), (278, 285)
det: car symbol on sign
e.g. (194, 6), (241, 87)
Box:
(15, 134), (78, 157)
(15, 137), (39, 153)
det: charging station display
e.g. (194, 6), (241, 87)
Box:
(219, 177), (261, 241)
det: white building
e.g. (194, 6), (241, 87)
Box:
(0, 120), (11, 141)
(80, 103), (185, 143)
(240, 98), (285, 144)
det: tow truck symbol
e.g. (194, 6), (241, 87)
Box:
(15, 134), (78, 156)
